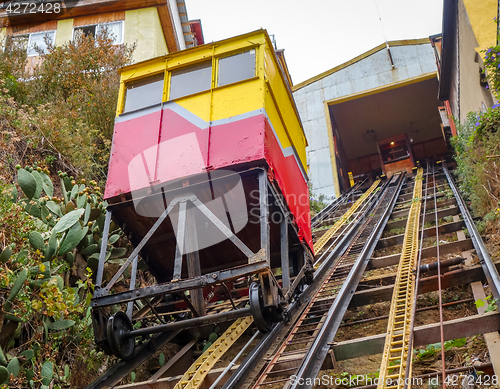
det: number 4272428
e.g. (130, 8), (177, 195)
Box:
(6, 2), (62, 14)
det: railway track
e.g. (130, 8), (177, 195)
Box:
(252, 175), (404, 389)
(86, 164), (500, 389)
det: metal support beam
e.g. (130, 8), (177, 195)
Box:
(126, 255), (138, 319)
(193, 197), (254, 258)
(281, 220), (290, 293)
(95, 210), (112, 288)
(259, 170), (270, 263)
(128, 308), (251, 338)
(173, 200), (187, 280)
(185, 202), (206, 317)
(92, 261), (270, 307)
(104, 198), (179, 291)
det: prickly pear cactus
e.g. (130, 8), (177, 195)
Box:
(16, 165), (129, 273)
(0, 166), (131, 387)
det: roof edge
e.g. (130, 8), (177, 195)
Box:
(292, 37), (431, 92)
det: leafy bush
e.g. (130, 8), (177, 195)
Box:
(309, 182), (329, 215)
(0, 167), (131, 387)
(451, 109), (500, 218)
(310, 193), (329, 214)
(0, 31), (134, 186)
(0, 24), (138, 389)
(452, 35), (500, 225)
(483, 44), (500, 98)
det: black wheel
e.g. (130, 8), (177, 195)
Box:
(304, 268), (314, 285)
(106, 311), (135, 360)
(249, 282), (272, 333)
(294, 279), (305, 297)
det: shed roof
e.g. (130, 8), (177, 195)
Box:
(292, 38), (431, 91)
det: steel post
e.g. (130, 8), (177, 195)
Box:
(259, 170), (270, 263)
(280, 219), (290, 293)
(95, 210), (112, 288)
(126, 255), (138, 319)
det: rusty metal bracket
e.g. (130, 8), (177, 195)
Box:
(92, 261), (270, 307)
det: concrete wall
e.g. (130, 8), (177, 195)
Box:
(124, 8), (168, 63)
(54, 19), (74, 46)
(457, 0), (495, 122)
(462, 0), (497, 53)
(293, 42), (437, 199)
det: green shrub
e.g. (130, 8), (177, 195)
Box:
(0, 168), (132, 387)
(0, 31), (135, 187)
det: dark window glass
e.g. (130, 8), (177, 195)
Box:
(74, 22), (123, 44)
(124, 74), (164, 113)
(218, 50), (256, 87)
(74, 25), (97, 40)
(169, 61), (212, 100)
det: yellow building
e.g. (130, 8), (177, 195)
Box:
(438, 0), (497, 123)
(0, 0), (203, 65)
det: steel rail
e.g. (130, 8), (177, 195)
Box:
(313, 179), (381, 254)
(403, 161), (430, 389)
(313, 181), (386, 269)
(287, 174), (405, 389)
(220, 315), (283, 389)
(311, 178), (366, 227)
(208, 330), (260, 389)
(251, 192), (400, 389)
(443, 164), (500, 302)
(431, 163), (447, 387)
(311, 176), (396, 286)
(377, 168), (423, 389)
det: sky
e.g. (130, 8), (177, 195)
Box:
(186, 0), (444, 85)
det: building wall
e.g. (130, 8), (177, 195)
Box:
(124, 8), (168, 63)
(293, 41), (437, 199)
(457, 0), (495, 122)
(462, 0), (497, 53)
(55, 19), (74, 46)
(2, 7), (169, 64)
